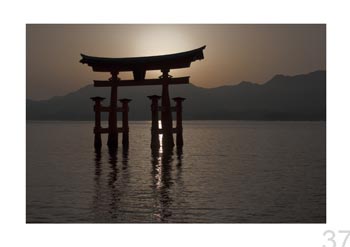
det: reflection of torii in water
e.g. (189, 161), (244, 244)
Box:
(150, 146), (184, 222)
(80, 46), (206, 150)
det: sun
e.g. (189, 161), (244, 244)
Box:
(132, 25), (196, 56)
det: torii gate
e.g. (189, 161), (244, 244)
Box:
(80, 46), (206, 150)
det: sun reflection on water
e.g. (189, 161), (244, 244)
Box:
(158, 120), (163, 154)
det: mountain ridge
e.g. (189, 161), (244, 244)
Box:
(26, 70), (326, 121)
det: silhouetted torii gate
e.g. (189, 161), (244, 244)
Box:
(80, 46), (206, 150)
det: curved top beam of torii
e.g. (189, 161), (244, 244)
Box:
(80, 46), (206, 75)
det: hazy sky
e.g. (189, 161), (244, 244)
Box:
(26, 24), (325, 100)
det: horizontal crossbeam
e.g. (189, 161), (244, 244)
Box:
(80, 46), (206, 72)
(94, 76), (189, 87)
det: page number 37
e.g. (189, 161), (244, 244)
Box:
(323, 230), (350, 247)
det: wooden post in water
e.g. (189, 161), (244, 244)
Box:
(107, 71), (119, 149)
(160, 69), (174, 149)
(119, 98), (131, 147)
(173, 97), (185, 147)
(148, 95), (161, 149)
(91, 96), (105, 150)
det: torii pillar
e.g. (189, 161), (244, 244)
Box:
(160, 69), (174, 149)
(148, 95), (161, 149)
(107, 71), (119, 149)
(119, 98), (132, 147)
(173, 97), (185, 146)
(91, 96), (105, 150)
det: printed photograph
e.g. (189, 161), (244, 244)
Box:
(26, 24), (326, 223)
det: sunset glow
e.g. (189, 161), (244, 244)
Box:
(26, 24), (326, 100)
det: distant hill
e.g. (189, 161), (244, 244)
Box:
(26, 70), (326, 121)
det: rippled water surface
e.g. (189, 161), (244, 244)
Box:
(27, 121), (326, 223)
